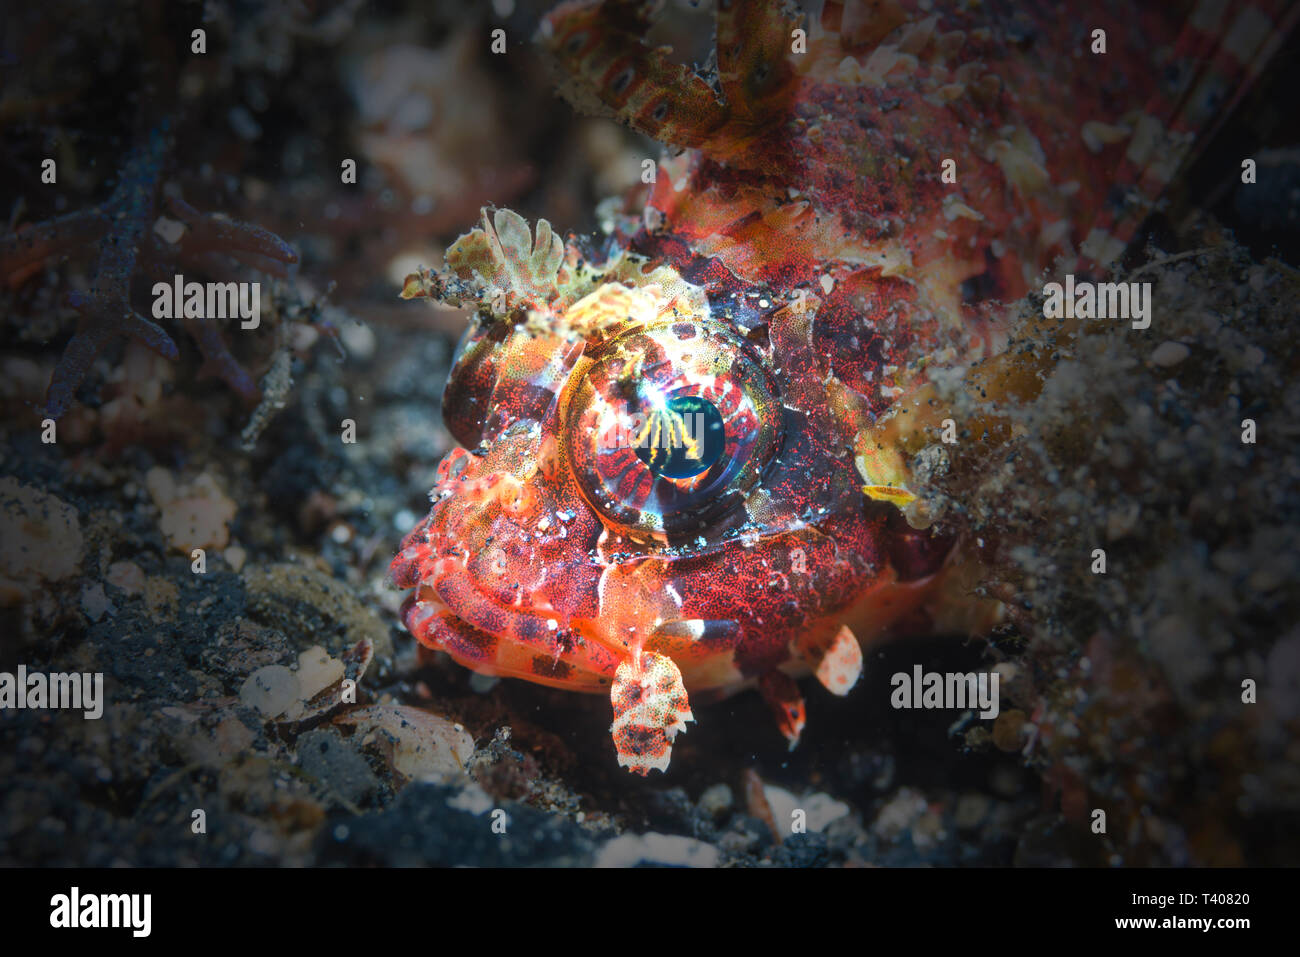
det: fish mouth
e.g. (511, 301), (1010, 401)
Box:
(394, 520), (704, 776)
(399, 591), (620, 694)
(391, 505), (622, 693)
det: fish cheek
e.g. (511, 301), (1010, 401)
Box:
(442, 322), (510, 448)
(443, 325), (580, 448)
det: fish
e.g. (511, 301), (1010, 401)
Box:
(391, 0), (1294, 773)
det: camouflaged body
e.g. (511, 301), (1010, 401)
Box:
(391, 0), (1293, 772)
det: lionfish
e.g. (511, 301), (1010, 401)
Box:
(391, 0), (1292, 773)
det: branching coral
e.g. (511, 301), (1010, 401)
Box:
(0, 120), (298, 417)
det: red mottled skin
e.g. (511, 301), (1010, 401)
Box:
(392, 0), (1292, 773)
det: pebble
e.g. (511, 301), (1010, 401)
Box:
(80, 583), (117, 622)
(1150, 341), (1189, 366)
(697, 783), (733, 822)
(145, 467), (238, 553)
(339, 319), (377, 360)
(336, 704), (475, 784)
(224, 545), (247, 573)
(296, 645), (346, 700)
(240, 665), (299, 719)
(954, 793), (991, 831)
(594, 833), (720, 868)
(0, 478), (84, 601)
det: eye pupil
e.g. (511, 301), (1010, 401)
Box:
(565, 316), (782, 540)
(633, 395), (725, 480)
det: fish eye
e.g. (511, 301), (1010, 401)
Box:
(563, 318), (783, 542)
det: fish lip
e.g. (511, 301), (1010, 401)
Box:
(398, 518), (566, 647)
(402, 589), (511, 679)
(401, 560), (622, 693)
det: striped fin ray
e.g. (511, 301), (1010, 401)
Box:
(1080, 0), (1300, 271)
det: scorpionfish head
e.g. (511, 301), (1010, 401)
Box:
(390, 208), (953, 771)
